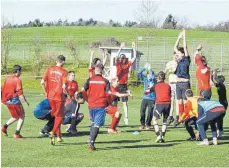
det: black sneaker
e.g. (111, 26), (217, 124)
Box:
(167, 117), (175, 125)
(174, 120), (180, 128)
(186, 137), (196, 141)
(88, 143), (96, 151)
(160, 138), (165, 143)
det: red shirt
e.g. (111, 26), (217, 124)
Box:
(116, 61), (132, 84)
(66, 80), (78, 104)
(84, 74), (110, 109)
(42, 66), (68, 101)
(88, 68), (95, 78)
(154, 82), (171, 104)
(1, 75), (23, 104)
(195, 54), (211, 90)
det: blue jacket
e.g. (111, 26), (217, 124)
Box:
(138, 68), (157, 100)
(198, 100), (225, 116)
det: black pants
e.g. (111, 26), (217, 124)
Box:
(217, 101), (228, 131)
(40, 114), (55, 133)
(185, 117), (197, 138)
(140, 99), (155, 126)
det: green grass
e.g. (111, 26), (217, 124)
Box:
(1, 88), (229, 167)
(5, 26), (229, 44)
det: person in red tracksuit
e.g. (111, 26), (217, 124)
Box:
(83, 64), (110, 151)
(65, 71), (80, 134)
(41, 55), (68, 145)
(1, 65), (29, 139)
(106, 77), (132, 133)
(151, 71), (171, 143)
(194, 45), (211, 100)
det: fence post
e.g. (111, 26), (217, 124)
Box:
(220, 40), (223, 75)
(23, 46), (25, 64)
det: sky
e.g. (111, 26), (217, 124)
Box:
(1, 0), (229, 26)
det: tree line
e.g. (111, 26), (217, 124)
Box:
(2, 16), (229, 32)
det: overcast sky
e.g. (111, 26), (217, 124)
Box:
(1, 0), (229, 26)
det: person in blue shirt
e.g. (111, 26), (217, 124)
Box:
(174, 29), (191, 127)
(34, 92), (85, 137)
(138, 63), (157, 130)
(197, 91), (226, 146)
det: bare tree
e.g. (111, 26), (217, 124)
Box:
(30, 34), (45, 76)
(177, 16), (189, 29)
(135, 0), (160, 29)
(1, 18), (13, 74)
(65, 37), (80, 67)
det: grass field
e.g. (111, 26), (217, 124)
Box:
(1, 88), (229, 167)
(5, 26), (229, 44)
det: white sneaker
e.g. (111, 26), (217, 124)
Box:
(155, 136), (161, 143)
(198, 140), (209, 146)
(217, 130), (224, 137)
(213, 138), (218, 145)
(124, 118), (129, 125)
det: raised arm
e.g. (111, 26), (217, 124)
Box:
(115, 42), (125, 64)
(89, 49), (94, 68)
(183, 29), (189, 56)
(174, 32), (183, 53)
(194, 44), (202, 65)
(102, 49), (108, 66)
(211, 69), (220, 86)
(131, 41), (137, 64)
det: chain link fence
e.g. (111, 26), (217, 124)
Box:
(5, 36), (229, 89)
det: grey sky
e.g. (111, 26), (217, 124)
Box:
(1, 0), (229, 26)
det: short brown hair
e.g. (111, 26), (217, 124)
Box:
(57, 55), (66, 62)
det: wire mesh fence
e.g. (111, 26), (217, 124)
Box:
(3, 36), (229, 91)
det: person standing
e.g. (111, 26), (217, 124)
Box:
(174, 29), (191, 126)
(115, 42), (137, 125)
(1, 65), (29, 138)
(138, 63), (157, 130)
(83, 64), (110, 151)
(41, 55), (68, 145)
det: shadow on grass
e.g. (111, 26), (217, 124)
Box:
(218, 141), (229, 145)
(218, 136), (229, 140)
(98, 143), (180, 151)
(59, 139), (151, 146)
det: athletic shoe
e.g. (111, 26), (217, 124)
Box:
(217, 130), (224, 138)
(174, 120), (180, 128)
(186, 137), (196, 141)
(1, 127), (8, 136)
(88, 143), (96, 151)
(155, 136), (161, 143)
(57, 137), (64, 142)
(197, 141), (209, 146)
(124, 118), (129, 125)
(161, 136), (165, 143)
(107, 128), (119, 134)
(139, 125), (145, 130)
(70, 130), (78, 135)
(14, 134), (23, 139)
(212, 138), (218, 145)
(167, 117), (175, 126)
(145, 125), (150, 130)
(66, 128), (71, 133)
(49, 132), (55, 146)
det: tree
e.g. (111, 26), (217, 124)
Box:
(1, 19), (13, 74)
(33, 19), (43, 27)
(134, 0), (160, 28)
(176, 16), (189, 29)
(65, 37), (80, 67)
(30, 35), (45, 76)
(162, 14), (177, 29)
